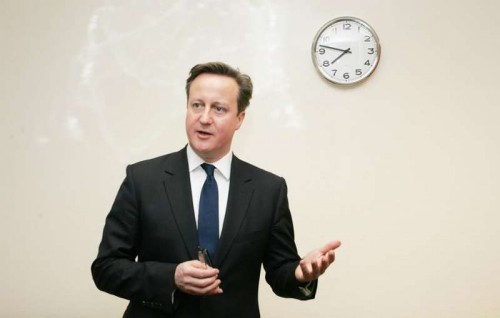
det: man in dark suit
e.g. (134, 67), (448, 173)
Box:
(92, 62), (341, 317)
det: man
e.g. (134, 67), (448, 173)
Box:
(92, 62), (341, 318)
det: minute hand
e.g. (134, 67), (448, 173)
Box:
(331, 48), (352, 65)
(320, 45), (351, 53)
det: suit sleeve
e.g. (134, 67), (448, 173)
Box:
(263, 178), (317, 300)
(91, 165), (177, 314)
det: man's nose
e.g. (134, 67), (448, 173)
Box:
(199, 108), (212, 124)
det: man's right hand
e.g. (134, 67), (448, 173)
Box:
(174, 260), (223, 295)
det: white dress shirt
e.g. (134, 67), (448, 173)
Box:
(186, 144), (231, 236)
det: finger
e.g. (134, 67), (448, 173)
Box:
(192, 269), (219, 279)
(319, 240), (341, 254)
(187, 265), (220, 279)
(205, 287), (223, 295)
(182, 278), (217, 295)
(320, 254), (331, 274)
(185, 273), (219, 288)
(192, 279), (223, 295)
(329, 250), (335, 263)
(202, 279), (223, 295)
(323, 250), (335, 264)
(311, 258), (321, 278)
(300, 260), (312, 281)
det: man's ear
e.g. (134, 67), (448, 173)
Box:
(236, 111), (245, 130)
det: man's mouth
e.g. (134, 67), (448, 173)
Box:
(197, 130), (212, 137)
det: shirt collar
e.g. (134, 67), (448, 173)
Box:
(186, 144), (232, 181)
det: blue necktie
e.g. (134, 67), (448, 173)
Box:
(198, 163), (219, 258)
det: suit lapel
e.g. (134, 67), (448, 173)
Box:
(162, 147), (198, 260)
(214, 156), (254, 266)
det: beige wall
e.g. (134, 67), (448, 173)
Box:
(1, 0), (499, 317)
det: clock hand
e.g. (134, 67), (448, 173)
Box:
(319, 45), (352, 53)
(330, 48), (352, 65)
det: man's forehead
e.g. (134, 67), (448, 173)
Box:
(189, 74), (239, 97)
(191, 73), (237, 85)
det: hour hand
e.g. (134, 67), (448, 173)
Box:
(331, 48), (352, 65)
(319, 45), (352, 53)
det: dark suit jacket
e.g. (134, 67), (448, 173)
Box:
(92, 147), (316, 318)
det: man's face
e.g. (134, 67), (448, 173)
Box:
(186, 73), (245, 163)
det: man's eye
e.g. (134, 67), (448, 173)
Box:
(192, 103), (202, 109)
(215, 106), (226, 113)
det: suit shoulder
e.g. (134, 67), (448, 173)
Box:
(130, 154), (169, 168)
(128, 148), (185, 173)
(234, 157), (284, 182)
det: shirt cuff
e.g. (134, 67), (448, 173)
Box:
(298, 280), (315, 297)
(171, 288), (177, 304)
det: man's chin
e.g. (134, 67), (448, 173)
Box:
(191, 141), (211, 152)
(191, 145), (214, 158)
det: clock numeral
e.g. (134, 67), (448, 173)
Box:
(364, 35), (371, 42)
(343, 23), (351, 30)
(343, 72), (350, 79)
(319, 48), (326, 55)
(323, 60), (330, 67)
(332, 69), (338, 76)
(368, 48), (375, 54)
(322, 36), (330, 42)
(356, 69), (362, 76)
(364, 60), (371, 66)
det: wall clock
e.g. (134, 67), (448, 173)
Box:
(311, 17), (381, 85)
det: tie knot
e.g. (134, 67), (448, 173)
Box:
(201, 163), (216, 177)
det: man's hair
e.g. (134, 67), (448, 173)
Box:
(185, 62), (253, 114)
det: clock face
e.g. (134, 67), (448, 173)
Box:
(312, 17), (381, 85)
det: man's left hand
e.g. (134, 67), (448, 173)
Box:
(295, 240), (341, 283)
